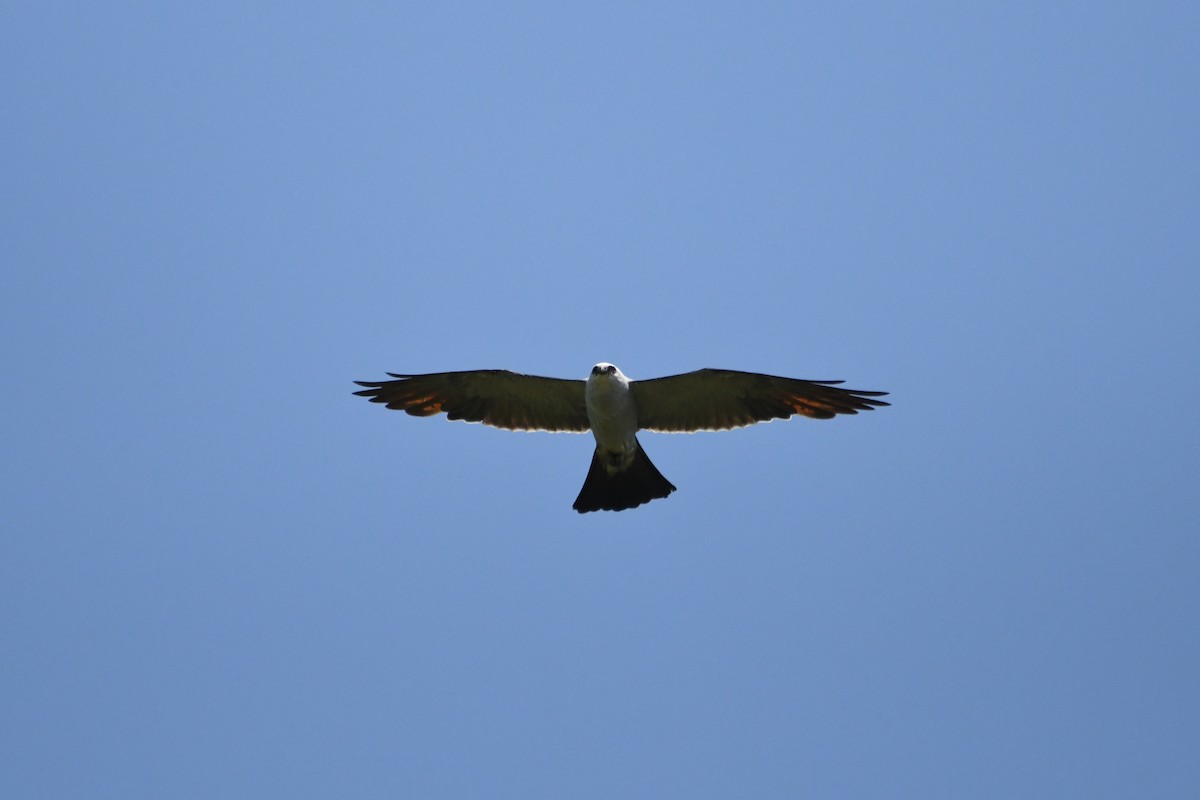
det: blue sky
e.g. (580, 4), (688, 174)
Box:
(3, 2), (1198, 797)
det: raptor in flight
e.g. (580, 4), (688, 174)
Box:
(354, 364), (888, 513)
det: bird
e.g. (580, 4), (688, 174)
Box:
(353, 364), (888, 513)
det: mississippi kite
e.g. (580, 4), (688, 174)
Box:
(354, 364), (888, 512)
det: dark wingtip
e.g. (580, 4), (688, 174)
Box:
(354, 373), (412, 395)
(845, 388), (890, 409)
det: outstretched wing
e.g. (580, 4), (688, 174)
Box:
(353, 370), (589, 432)
(632, 368), (889, 432)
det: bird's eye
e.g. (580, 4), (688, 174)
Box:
(591, 365), (601, 374)
(606, 365), (616, 373)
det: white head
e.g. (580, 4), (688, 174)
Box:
(589, 362), (625, 381)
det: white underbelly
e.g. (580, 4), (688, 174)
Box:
(586, 381), (638, 452)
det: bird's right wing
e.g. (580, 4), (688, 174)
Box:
(632, 368), (889, 432)
(353, 370), (589, 432)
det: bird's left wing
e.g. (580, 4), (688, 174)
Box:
(632, 368), (889, 432)
(353, 370), (589, 432)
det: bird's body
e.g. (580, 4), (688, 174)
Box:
(577, 364), (676, 511)
(354, 363), (888, 512)
(585, 363), (637, 459)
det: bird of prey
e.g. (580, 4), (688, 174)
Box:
(354, 364), (888, 513)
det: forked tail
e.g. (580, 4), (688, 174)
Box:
(572, 440), (676, 513)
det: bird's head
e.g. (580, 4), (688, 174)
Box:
(590, 362), (620, 377)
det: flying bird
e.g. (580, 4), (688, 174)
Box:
(353, 364), (888, 513)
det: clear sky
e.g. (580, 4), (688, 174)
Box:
(3, 3), (1198, 798)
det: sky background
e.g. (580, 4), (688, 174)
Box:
(3, 2), (1198, 797)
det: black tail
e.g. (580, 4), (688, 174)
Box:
(572, 440), (676, 513)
